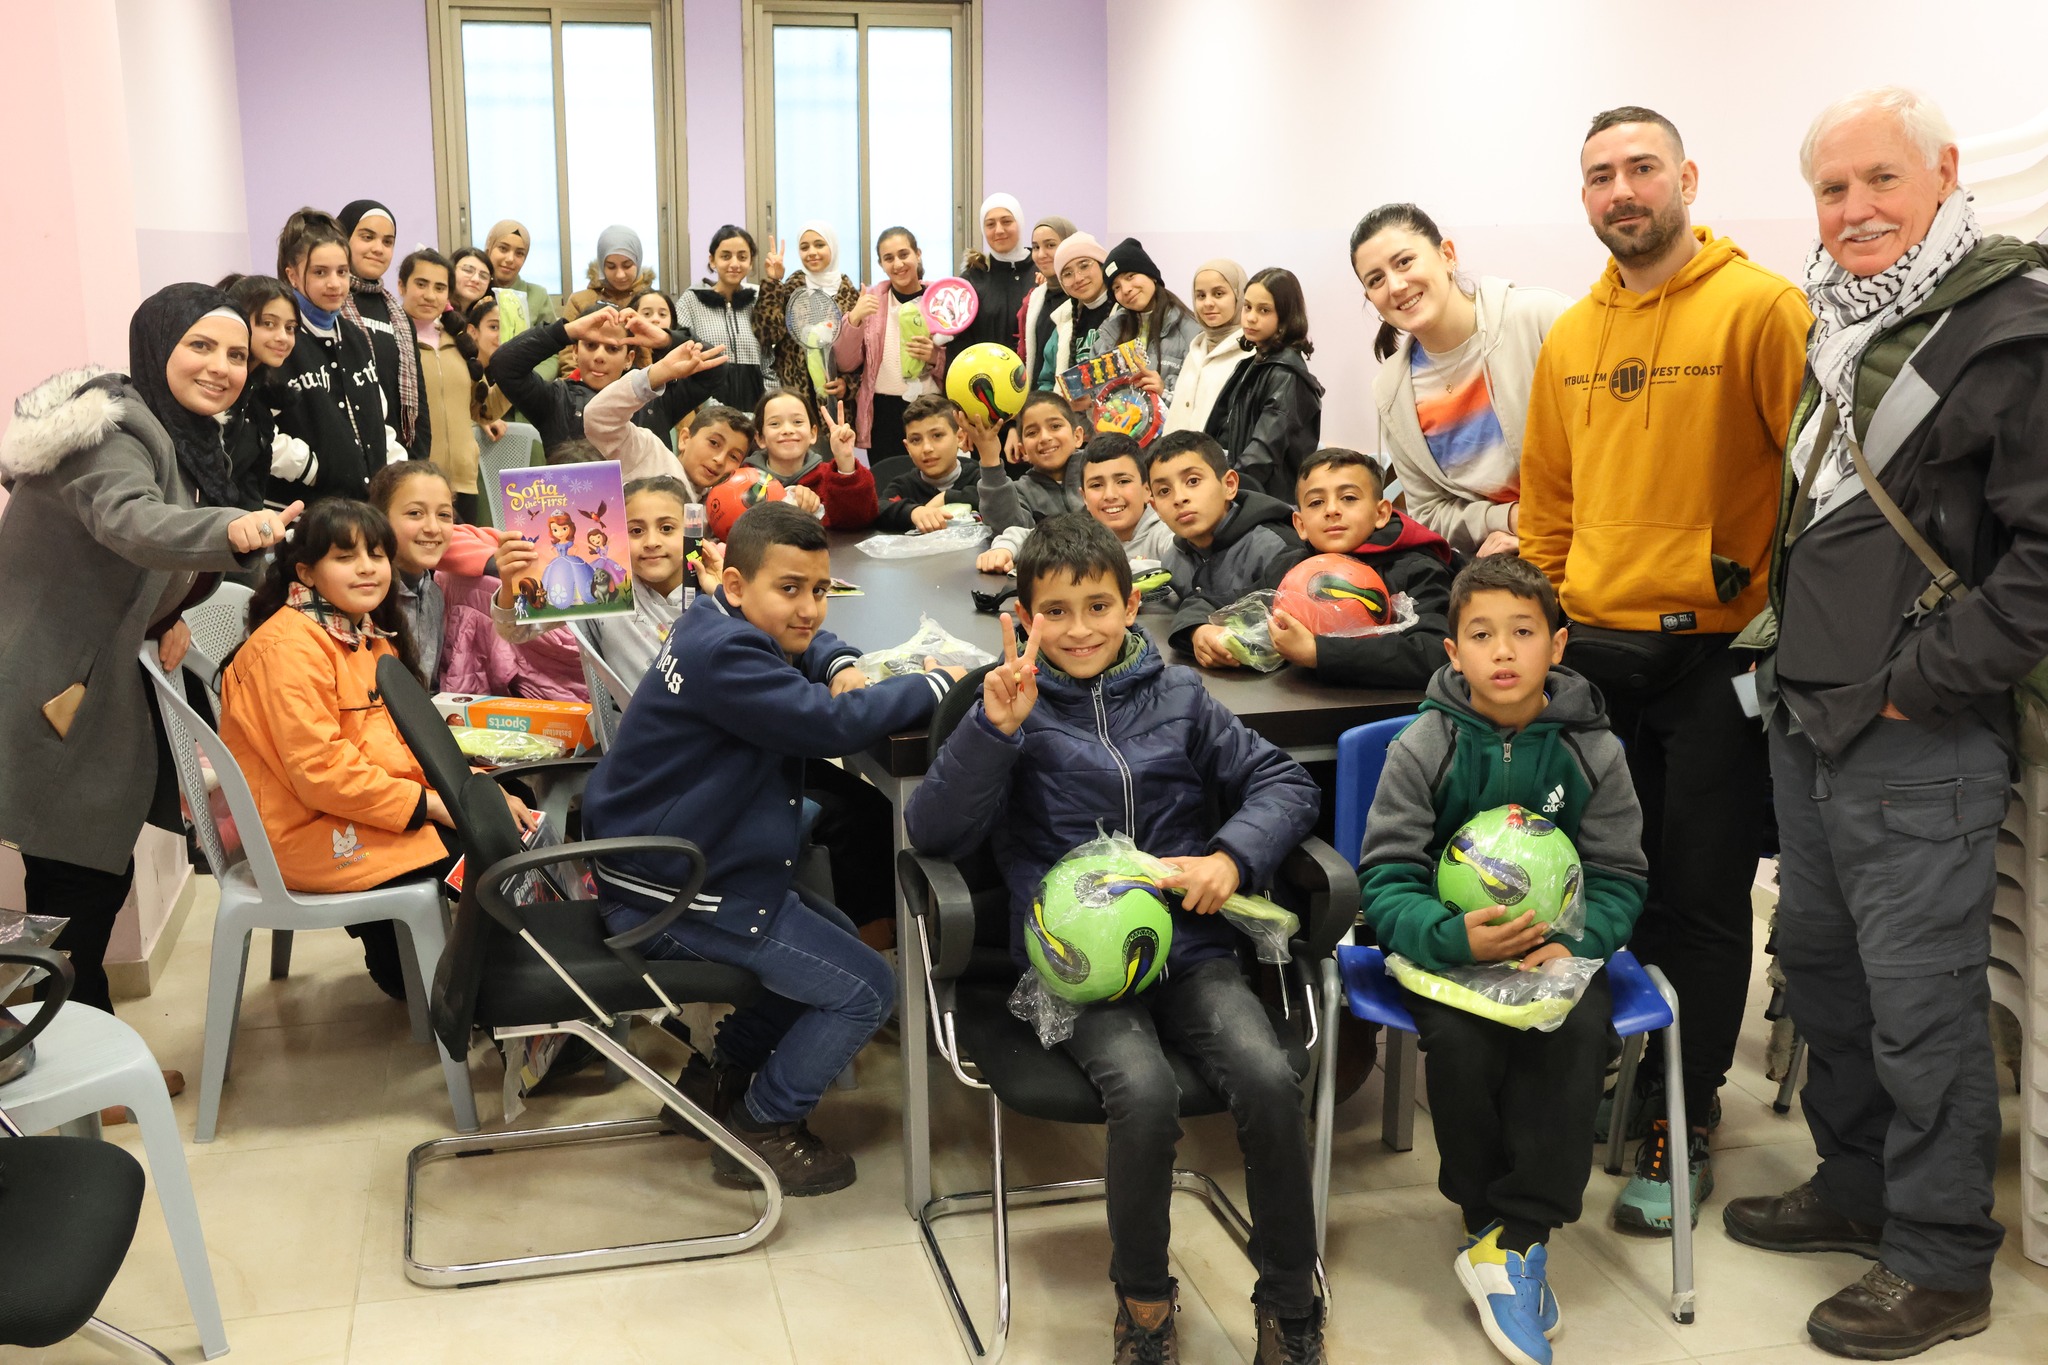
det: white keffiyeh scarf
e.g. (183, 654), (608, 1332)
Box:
(1802, 190), (1980, 511)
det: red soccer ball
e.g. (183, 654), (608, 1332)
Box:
(1277, 554), (1391, 633)
(704, 467), (789, 540)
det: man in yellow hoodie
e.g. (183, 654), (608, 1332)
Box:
(1520, 106), (1813, 1236)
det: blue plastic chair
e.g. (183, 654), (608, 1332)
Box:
(1336, 943), (1696, 1324)
(1333, 716), (1415, 868)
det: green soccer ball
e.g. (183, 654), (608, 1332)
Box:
(1026, 852), (1174, 1003)
(1436, 804), (1583, 928)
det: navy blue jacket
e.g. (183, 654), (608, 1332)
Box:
(905, 630), (1319, 974)
(1164, 490), (1304, 655)
(585, 589), (952, 933)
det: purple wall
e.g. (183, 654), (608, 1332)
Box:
(682, 0), (749, 271)
(230, 0), (438, 281)
(982, 0), (1106, 236)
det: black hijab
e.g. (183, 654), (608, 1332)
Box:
(128, 282), (241, 508)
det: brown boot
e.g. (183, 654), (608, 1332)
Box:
(1724, 1180), (1882, 1258)
(710, 1113), (856, 1196)
(660, 1054), (751, 1139)
(1254, 1298), (1326, 1364)
(1113, 1281), (1179, 1365)
(1807, 1263), (1990, 1359)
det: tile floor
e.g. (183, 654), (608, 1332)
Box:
(7, 878), (2047, 1365)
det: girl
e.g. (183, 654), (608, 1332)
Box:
(831, 227), (950, 465)
(627, 288), (681, 370)
(270, 208), (390, 503)
(338, 200), (428, 461)
(221, 273), (306, 510)
(397, 249), (482, 522)
(1204, 267), (1324, 498)
(954, 194), (1034, 355)
(449, 246), (495, 315)
(755, 222), (861, 409)
(674, 225), (779, 411)
(369, 461), (587, 700)
(745, 390), (877, 529)
(1019, 215), (1076, 394)
(484, 218), (560, 332)
(463, 294), (511, 442)
(218, 497), (534, 997)
(973, 391), (1089, 562)
(1098, 237), (1204, 403)
(1037, 233), (1114, 392)
(1163, 259), (1251, 436)
(563, 225), (655, 323)
(1353, 203), (1569, 557)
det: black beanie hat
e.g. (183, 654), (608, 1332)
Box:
(1102, 237), (1161, 288)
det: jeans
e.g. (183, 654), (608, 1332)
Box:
(640, 890), (893, 1126)
(1058, 957), (1318, 1317)
(1770, 710), (2007, 1288)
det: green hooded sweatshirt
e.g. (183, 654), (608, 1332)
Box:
(1359, 664), (1648, 970)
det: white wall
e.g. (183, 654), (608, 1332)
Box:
(117, 0), (251, 293)
(1107, 0), (2048, 451)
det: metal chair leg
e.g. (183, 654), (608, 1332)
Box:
(1381, 1028), (1417, 1153)
(268, 929), (293, 980)
(1648, 966), (1696, 1325)
(77, 1317), (175, 1364)
(1605, 1033), (1644, 1176)
(1774, 1037), (1806, 1115)
(1312, 958), (1340, 1252)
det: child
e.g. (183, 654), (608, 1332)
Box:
(1098, 237), (1204, 404)
(269, 209), (392, 504)
(494, 474), (722, 684)
(398, 249), (482, 522)
(674, 225), (779, 411)
(563, 225), (655, 324)
(905, 512), (1328, 1365)
(1037, 232), (1114, 389)
(1019, 215), (1077, 395)
(1265, 448), (1456, 688)
(873, 394), (980, 533)
(448, 246), (495, 316)
(484, 218), (560, 330)
(954, 193), (1034, 356)
(1163, 259), (1251, 436)
(1358, 555), (1646, 1365)
(337, 199), (428, 461)
(973, 391), (1087, 555)
(627, 288), (681, 372)
(831, 226), (950, 466)
(1147, 431), (1303, 664)
(747, 390), (878, 529)
(1205, 267), (1324, 499)
(978, 432), (1173, 573)
(221, 273), (306, 511)
(461, 294), (512, 440)
(368, 461), (586, 700)
(755, 221), (861, 409)
(584, 342), (752, 501)
(218, 498), (536, 997)
(582, 503), (963, 1194)
(488, 305), (672, 458)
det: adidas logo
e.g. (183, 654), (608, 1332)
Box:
(1541, 785), (1566, 815)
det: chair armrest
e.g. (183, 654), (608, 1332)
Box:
(896, 848), (976, 981)
(0, 947), (73, 1069)
(1280, 836), (1360, 963)
(475, 835), (706, 952)
(492, 754), (601, 783)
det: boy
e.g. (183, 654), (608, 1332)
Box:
(1359, 555), (1647, 1365)
(1147, 430), (1302, 664)
(907, 513), (1328, 1365)
(585, 326), (753, 500)
(874, 393), (981, 533)
(974, 392), (1088, 544)
(489, 305), (717, 459)
(979, 433), (1176, 573)
(583, 503), (963, 1194)
(1264, 447), (1456, 688)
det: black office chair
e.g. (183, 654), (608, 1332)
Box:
(868, 454), (914, 494)
(0, 949), (171, 1364)
(896, 662), (1356, 1361)
(374, 656), (784, 1287)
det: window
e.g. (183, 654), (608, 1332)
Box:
(747, 3), (977, 284)
(427, 2), (681, 299)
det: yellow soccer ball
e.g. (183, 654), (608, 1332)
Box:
(946, 343), (1028, 423)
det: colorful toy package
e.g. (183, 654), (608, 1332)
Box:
(496, 460), (635, 623)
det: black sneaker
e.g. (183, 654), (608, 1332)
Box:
(712, 1116), (856, 1196)
(1113, 1282), (1179, 1365)
(660, 1054), (751, 1139)
(1254, 1299), (1326, 1364)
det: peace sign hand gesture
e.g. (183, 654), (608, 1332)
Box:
(983, 612), (1043, 735)
(825, 400), (859, 470)
(764, 238), (786, 283)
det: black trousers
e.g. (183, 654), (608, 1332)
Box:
(1568, 635), (1764, 1125)
(1408, 969), (1616, 1247)
(867, 393), (908, 467)
(23, 855), (134, 1013)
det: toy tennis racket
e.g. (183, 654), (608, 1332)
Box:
(920, 276), (980, 338)
(784, 286), (844, 398)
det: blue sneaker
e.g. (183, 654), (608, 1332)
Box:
(1613, 1120), (1712, 1233)
(1459, 1221), (1560, 1337)
(1455, 1226), (1557, 1365)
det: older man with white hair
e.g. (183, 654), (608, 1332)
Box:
(1723, 86), (2048, 1359)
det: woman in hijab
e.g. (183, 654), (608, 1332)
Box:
(0, 283), (299, 1020)
(1018, 214), (1078, 394)
(337, 199), (430, 461)
(1162, 257), (1252, 435)
(756, 220), (863, 410)
(953, 193), (1034, 355)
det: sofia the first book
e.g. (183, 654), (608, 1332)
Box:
(497, 460), (635, 623)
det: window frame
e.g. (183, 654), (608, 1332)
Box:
(425, 0), (687, 299)
(742, 0), (981, 285)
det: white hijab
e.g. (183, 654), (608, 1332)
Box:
(979, 193), (1029, 263)
(792, 220), (846, 290)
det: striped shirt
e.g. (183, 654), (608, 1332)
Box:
(1411, 334), (1516, 505)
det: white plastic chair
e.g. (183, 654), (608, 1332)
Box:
(567, 619), (632, 753)
(474, 421), (544, 528)
(139, 648), (479, 1143)
(179, 582), (252, 700)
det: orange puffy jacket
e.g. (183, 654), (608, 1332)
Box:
(219, 608), (447, 894)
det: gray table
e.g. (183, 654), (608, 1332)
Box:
(823, 532), (1420, 1216)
